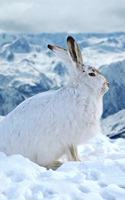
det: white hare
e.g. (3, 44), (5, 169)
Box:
(0, 36), (109, 169)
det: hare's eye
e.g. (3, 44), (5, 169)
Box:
(89, 72), (96, 77)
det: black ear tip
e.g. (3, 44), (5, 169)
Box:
(48, 44), (53, 50)
(67, 36), (75, 43)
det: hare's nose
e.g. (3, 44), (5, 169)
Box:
(107, 82), (110, 87)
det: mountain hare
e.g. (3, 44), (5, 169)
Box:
(0, 36), (109, 169)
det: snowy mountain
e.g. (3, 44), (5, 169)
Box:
(101, 59), (125, 118)
(1, 37), (32, 54)
(102, 109), (125, 139)
(0, 32), (125, 116)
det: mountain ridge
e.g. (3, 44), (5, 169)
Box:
(0, 32), (125, 117)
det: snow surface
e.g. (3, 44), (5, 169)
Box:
(0, 116), (4, 122)
(0, 135), (125, 200)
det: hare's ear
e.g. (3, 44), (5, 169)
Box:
(67, 36), (83, 70)
(48, 44), (72, 66)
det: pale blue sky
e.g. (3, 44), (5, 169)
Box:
(0, 0), (125, 32)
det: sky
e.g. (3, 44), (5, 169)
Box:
(0, 0), (125, 33)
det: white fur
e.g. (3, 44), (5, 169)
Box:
(0, 36), (109, 167)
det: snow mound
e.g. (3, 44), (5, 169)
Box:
(0, 135), (125, 200)
(0, 115), (4, 122)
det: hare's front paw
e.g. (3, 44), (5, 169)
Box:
(67, 144), (81, 162)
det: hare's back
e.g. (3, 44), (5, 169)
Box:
(19, 90), (56, 114)
(0, 90), (57, 135)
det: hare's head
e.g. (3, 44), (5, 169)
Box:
(48, 36), (109, 96)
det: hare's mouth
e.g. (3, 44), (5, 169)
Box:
(101, 81), (109, 94)
(106, 81), (109, 88)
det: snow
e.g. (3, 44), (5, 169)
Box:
(0, 135), (125, 200)
(0, 116), (4, 122)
